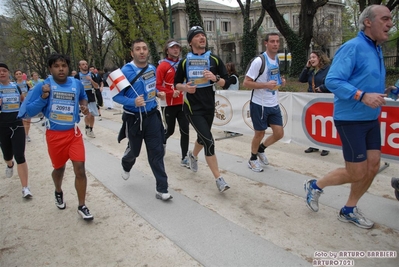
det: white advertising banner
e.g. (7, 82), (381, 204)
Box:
(102, 87), (113, 109)
(213, 90), (399, 161)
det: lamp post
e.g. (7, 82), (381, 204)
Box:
(66, 26), (76, 71)
(284, 43), (287, 74)
(168, 0), (173, 38)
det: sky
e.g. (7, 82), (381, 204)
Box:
(0, 0), (7, 16)
(172, 0), (239, 7)
(0, 0), (238, 16)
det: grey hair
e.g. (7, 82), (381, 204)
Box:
(359, 5), (378, 31)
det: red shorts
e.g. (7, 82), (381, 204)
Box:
(46, 128), (85, 169)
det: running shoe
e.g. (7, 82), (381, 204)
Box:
(155, 191), (173, 201)
(26, 135), (31, 142)
(247, 159), (263, 172)
(5, 162), (14, 178)
(257, 152), (269, 165)
(122, 170), (130, 180)
(55, 191), (66, 210)
(180, 156), (189, 168)
(22, 187), (32, 198)
(87, 129), (96, 138)
(391, 177), (399, 201)
(78, 205), (94, 221)
(188, 151), (198, 172)
(337, 207), (374, 229)
(304, 179), (323, 212)
(216, 177), (230, 193)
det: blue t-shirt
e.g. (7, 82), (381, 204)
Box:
(19, 77), (87, 131)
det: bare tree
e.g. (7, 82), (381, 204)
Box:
(312, 10), (341, 54)
(261, 0), (328, 76)
(96, 0), (168, 65)
(4, 0), (71, 77)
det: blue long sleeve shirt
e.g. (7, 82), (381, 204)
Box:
(112, 63), (158, 113)
(325, 31), (385, 121)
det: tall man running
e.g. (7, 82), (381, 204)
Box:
(174, 26), (230, 193)
(304, 5), (392, 229)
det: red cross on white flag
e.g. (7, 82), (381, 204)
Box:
(107, 69), (130, 92)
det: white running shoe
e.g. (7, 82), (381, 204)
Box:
(155, 191), (173, 201)
(257, 152), (269, 165)
(5, 162), (14, 178)
(216, 177), (230, 193)
(122, 170), (130, 180)
(87, 129), (96, 138)
(247, 159), (263, 172)
(22, 187), (32, 198)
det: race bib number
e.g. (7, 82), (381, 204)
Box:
(51, 104), (74, 113)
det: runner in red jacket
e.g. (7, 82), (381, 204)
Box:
(156, 40), (190, 167)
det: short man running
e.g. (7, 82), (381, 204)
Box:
(112, 39), (172, 201)
(156, 39), (189, 167)
(243, 32), (286, 172)
(19, 53), (94, 220)
(75, 60), (99, 138)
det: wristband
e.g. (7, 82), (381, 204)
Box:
(359, 92), (365, 102)
(354, 90), (363, 101)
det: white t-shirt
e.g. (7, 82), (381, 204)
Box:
(245, 54), (279, 107)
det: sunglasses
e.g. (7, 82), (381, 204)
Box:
(190, 26), (203, 31)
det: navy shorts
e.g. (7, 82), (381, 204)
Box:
(250, 102), (283, 131)
(335, 120), (381, 163)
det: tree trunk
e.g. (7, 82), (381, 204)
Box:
(262, 0), (327, 76)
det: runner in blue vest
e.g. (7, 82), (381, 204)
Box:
(0, 63), (32, 198)
(174, 26), (230, 193)
(243, 32), (286, 173)
(18, 53), (94, 220)
(113, 38), (172, 201)
(14, 70), (33, 142)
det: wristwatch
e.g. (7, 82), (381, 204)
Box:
(215, 75), (220, 82)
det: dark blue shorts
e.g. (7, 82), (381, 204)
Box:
(250, 102), (283, 131)
(335, 120), (381, 162)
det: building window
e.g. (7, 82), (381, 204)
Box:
(250, 18), (255, 28)
(283, 13), (290, 24)
(204, 20), (215, 32)
(267, 17), (275, 28)
(293, 14), (299, 27)
(172, 21), (176, 37)
(221, 20), (231, 33)
(326, 14), (334, 27)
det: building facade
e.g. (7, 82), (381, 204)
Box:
(170, 0), (344, 70)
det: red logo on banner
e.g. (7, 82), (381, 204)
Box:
(303, 102), (340, 146)
(380, 107), (399, 157)
(303, 101), (399, 159)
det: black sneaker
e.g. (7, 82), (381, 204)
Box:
(78, 205), (94, 221)
(55, 191), (66, 210)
